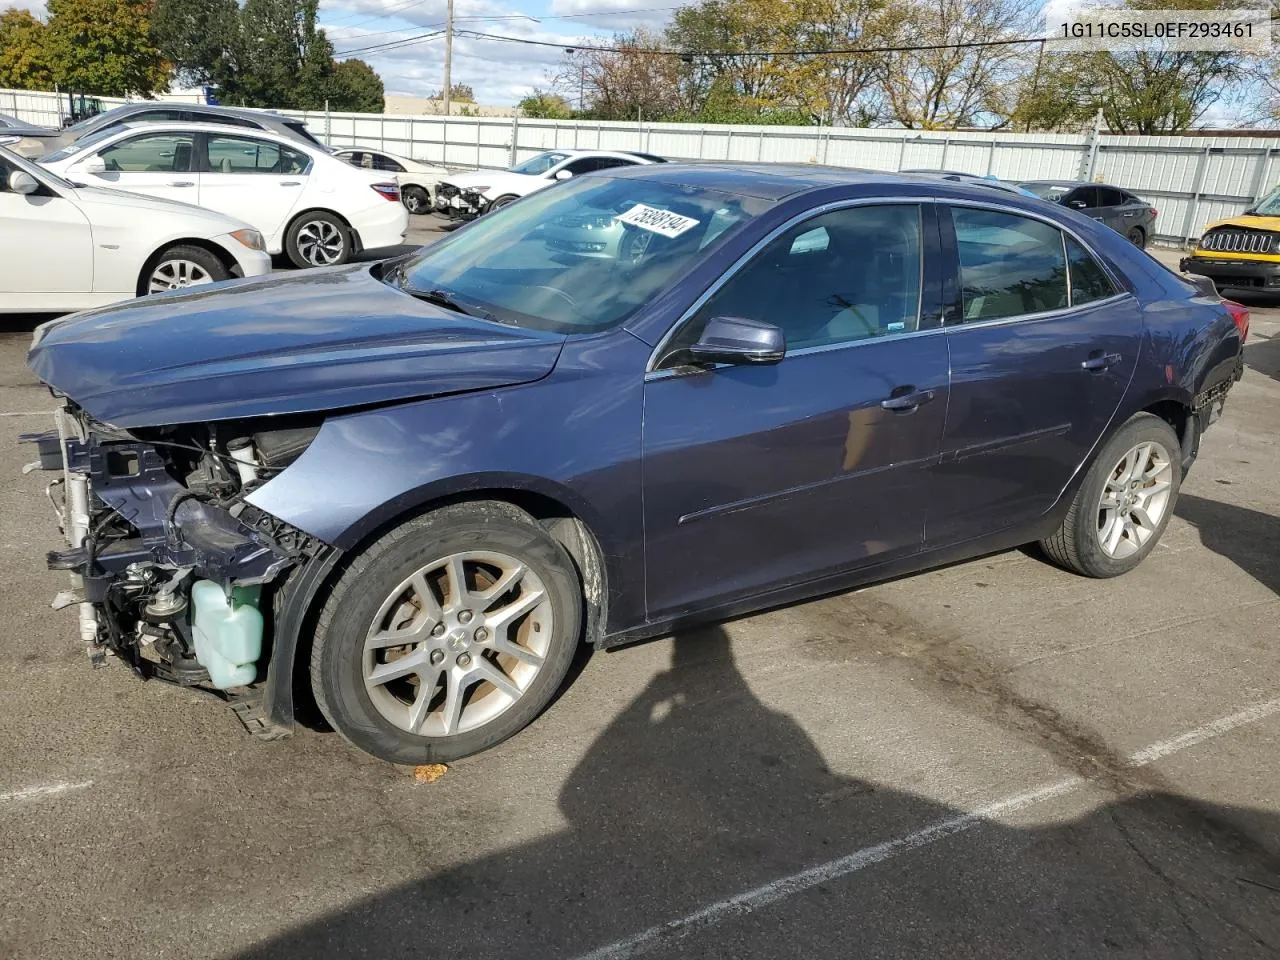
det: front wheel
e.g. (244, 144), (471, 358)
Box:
(486, 194), (518, 214)
(142, 244), (229, 295)
(1040, 413), (1181, 578)
(285, 212), (351, 268)
(311, 502), (583, 764)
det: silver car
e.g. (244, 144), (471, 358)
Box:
(37, 103), (325, 156)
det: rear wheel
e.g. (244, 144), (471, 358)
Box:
(1127, 226), (1146, 249)
(1040, 413), (1181, 578)
(285, 212), (350, 268)
(402, 185), (430, 215)
(141, 244), (228, 295)
(311, 502), (583, 764)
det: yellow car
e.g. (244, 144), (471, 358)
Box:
(1180, 187), (1280, 293)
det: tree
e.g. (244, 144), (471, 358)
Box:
(428, 83), (475, 103)
(517, 89), (573, 118)
(1011, 0), (1247, 133)
(330, 59), (384, 112)
(0, 8), (53, 90)
(43, 0), (167, 96)
(150, 0), (241, 92)
(876, 0), (1038, 129)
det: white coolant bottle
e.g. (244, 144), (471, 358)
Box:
(190, 580), (263, 689)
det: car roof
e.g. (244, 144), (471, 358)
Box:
(602, 162), (1059, 201)
(105, 102), (300, 124)
(112, 120), (314, 145)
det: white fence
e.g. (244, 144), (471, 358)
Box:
(6, 85), (1280, 246)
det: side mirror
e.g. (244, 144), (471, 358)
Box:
(7, 170), (39, 195)
(80, 156), (106, 175)
(1068, 199), (1087, 209)
(554, 169), (573, 181)
(687, 316), (785, 366)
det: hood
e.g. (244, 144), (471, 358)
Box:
(442, 169), (541, 195)
(1203, 215), (1280, 233)
(28, 265), (566, 428)
(68, 182), (250, 228)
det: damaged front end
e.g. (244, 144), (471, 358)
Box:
(23, 402), (326, 732)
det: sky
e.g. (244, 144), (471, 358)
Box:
(319, 0), (679, 105)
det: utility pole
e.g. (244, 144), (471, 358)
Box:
(442, 0), (454, 117)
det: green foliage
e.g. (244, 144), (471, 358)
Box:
(150, 0), (240, 91)
(428, 83), (476, 103)
(330, 59), (384, 113)
(43, 0), (167, 96)
(0, 8), (53, 90)
(518, 89), (574, 118)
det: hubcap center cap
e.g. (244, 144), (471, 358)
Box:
(446, 629), (469, 652)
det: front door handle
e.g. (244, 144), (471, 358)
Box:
(1081, 351), (1122, 371)
(881, 388), (936, 412)
(280, 180), (301, 186)
(169, 181), (195, 187)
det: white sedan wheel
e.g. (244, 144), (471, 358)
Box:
(148, 259), (215, 293)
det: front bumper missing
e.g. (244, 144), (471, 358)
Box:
(22, 405), (308, 690)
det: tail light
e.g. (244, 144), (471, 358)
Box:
(1224, 299), (1249, 343)
(371, 182), (401, 201)
(1151, 207), (1158, 219)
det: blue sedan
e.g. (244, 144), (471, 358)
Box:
(27, 165), (1247, 764)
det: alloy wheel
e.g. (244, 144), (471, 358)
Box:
(295, 219), (346, 266)
(362, 550), (553, 737)
(148, 259), (214, 293)
(1096, 440), (1173, 559)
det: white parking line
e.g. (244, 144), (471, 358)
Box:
(573, 697), (1280, 960)
(0, 780), (94, 803)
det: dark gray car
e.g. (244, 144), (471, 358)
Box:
(1020, 181), (1158, 248)
(37, 103), (325, 156)
(0, 112), (62, 158)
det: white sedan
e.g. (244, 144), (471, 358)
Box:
(41, 122), (409, 268)
(0, 144), (270, 313)
(434, 149), (666, 219)
(332, 147), (450, 215)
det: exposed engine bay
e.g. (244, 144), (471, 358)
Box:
(22, 401), (326, 725)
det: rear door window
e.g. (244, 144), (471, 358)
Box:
(206, 134), (310, 175)
(1066, 236), (1119, 306)
(950, 207), (1068, 321)
(1097, 186), (1125, 208)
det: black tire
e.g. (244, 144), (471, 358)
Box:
(487, 194), (518, 213)
(284, 211), (351, 269)
(139, 244), (229, 296)
(1127, 226), (1146, 249)
(402, 185), (430, 215)
(1040, 413), (1182, 578)
(311, 501), (583, 764)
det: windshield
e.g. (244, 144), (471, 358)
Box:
(1252, 184), (1280, 216)
(392, 175), (768, 333)
(1020, 182), (1071, 202)
(42, 125), (120, 163)
(512, 152), (568, 176)
(0, 146), (74, 192)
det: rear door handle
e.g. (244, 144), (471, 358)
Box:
(1081, 352), (1122, 371)
(280, 180), (301, 186)
(881, 388), (936, 412)
(169, 181), (195, 187)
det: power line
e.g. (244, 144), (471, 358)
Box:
(456, 28), (1048, 58)
(335, 29), (444, 56)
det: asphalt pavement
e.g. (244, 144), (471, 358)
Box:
(0, 237), (1277, 959)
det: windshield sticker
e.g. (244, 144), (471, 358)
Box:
(615, 203), (700, 238)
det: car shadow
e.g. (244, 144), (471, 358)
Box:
(1176, 494), (1280, 596)
(1244, 332), (1280, 383)
(233, 625), (1280, 960)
